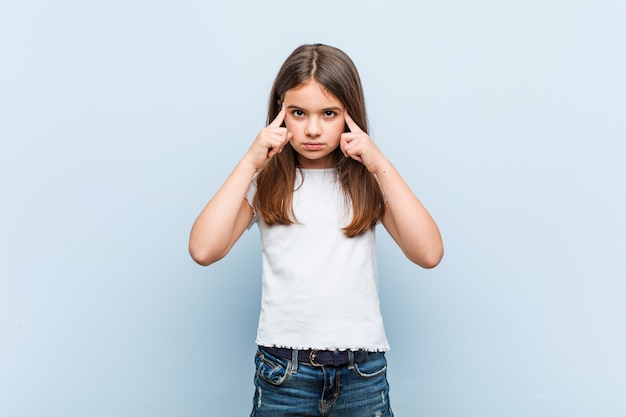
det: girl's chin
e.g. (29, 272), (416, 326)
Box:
(296, 155), (334, 169)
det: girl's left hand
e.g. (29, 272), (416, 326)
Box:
(341, 112), (387, 174)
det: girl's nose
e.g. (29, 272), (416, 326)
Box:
(305, 118), (321, 137)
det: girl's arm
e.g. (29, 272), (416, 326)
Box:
(188, 161), (256, 266)
(189, 106), (291, 266)
(341, 113), (444, 268)
(376, 163), (443, 268)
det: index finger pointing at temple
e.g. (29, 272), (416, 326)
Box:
(344, 111), (363, 133)
(268, 104), (286, 128)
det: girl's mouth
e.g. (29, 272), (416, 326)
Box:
(303, 143), (323, 151)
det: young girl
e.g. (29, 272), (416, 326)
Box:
(189, 44), (443, 417)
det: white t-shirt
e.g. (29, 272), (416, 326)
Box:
(246, 168), (389, 352)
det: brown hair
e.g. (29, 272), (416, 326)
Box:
(254, 44), (385, 237)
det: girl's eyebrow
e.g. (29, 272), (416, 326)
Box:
(286, 104), (343, 112)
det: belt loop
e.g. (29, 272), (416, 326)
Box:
(348, 350), (355, 370)
(333, 351), (340, 367)
(291, 349), (299, 374)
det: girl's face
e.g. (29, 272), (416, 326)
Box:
(283, 79), (346, 169)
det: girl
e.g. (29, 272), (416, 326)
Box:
(189, 44), (443, 417)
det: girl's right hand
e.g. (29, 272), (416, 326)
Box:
(245, 105), (291, 171)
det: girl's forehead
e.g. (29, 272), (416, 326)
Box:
(285, 79), (343, 107)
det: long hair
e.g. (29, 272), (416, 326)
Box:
(254, 44), (385, 237)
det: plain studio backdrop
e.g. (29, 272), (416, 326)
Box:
(1, 1), (624, 416)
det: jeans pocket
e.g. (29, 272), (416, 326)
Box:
(255, 349), (292, 386)
(353, 353), (388, 378)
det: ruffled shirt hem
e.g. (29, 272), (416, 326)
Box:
(256, 340), (390, 353)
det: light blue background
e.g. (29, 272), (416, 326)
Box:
(1, 1), (625, 416)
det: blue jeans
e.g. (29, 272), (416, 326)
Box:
(250, 347), (394, 417)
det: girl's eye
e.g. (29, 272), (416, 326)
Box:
(324, 111), (336, 117)
(292, 110), (305, 117)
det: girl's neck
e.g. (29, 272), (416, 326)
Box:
(297, 165), (336, 171)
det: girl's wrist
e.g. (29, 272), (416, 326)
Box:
(239, 155), (262, 175)
(372, 159), (395, 177)
(368, 155), (392, 176)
